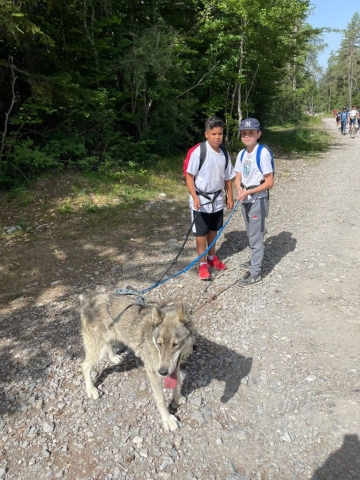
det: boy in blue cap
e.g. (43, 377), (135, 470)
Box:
(234, 118), (274, 287)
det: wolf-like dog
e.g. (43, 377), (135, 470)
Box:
(79, 291), (195, 432)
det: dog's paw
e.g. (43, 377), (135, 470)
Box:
(177, 395), (186, 406)
(170, 396), (186, 410)
(162, 414), (179, 432)
(108, 353), (122, 365)
(86, 386), (100, 400)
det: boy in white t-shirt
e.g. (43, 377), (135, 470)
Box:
(186, 116), (235, 280)
(349, 105), (358, 134)
(234, 118), (274, 287)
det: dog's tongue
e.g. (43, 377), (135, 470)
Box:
(164, 369), (177, 389)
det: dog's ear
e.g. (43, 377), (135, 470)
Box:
(178, 302), (192, 325)
(152, 306), (164, 326)
(79, 289), (95, 307)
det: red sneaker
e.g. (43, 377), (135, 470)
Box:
(207, 255), (226, 270)
(199, 263), (211, 280)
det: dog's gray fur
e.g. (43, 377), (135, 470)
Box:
(79, 291), (195, 432)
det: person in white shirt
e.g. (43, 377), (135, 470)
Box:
(349, 105), (358, 134)
(234, 118), (274, 287)
(186, 116), (235, 281)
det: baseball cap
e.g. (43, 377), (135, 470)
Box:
(239, 118), (260, 131)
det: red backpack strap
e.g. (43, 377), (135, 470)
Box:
(183, 143), (200, 176)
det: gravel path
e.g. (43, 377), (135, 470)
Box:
(1, 118), (359, 480)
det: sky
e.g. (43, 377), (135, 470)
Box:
(307, 1), (359, 69)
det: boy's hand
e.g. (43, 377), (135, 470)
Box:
(237, 188), (248, 202)
(193, 196), (201, 210)
(227, 197), (234, 210)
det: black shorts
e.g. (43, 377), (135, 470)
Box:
(192, 209), (223, 236)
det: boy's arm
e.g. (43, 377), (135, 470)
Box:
(185, 173), (201, 210)
(234, 172), (244, 198)
(225, 179), (234, 209)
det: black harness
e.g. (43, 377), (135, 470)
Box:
(240, 179), (265, 191)
(195, 188), (222, 203)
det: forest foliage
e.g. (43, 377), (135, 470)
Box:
(0, 0), (324, 187)
(317, 13), (360, 113)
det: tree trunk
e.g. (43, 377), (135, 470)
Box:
(0, 57), (17, 174)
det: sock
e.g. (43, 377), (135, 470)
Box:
(200, 262), (208, 266)
(207, 255), (214, 261)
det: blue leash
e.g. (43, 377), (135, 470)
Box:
(115, 200), (241, 300)
(140, 200), (240, 294)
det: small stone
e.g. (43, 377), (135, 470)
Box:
(174, 435), (183, 447)
(281, 432), (292, 443)
(190, 411), (205, 426)
(42, 449), (51, 457)
(123, 261), (138, 270)
(132, 436), (143, 444)
(43, 421), (55, 433)
(166, 239), (180, 251)
(160, 456), (174, 470)
(158, 474), (171, 480)
(226, 475), (251, 480)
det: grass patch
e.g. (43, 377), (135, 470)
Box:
(1, 116), (332, 220)
(57, 198), (74, 215)
(262, 117), (331, 156)
(6, 186), (35, 205)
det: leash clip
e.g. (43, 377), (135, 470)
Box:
(115, 285), (146, 306)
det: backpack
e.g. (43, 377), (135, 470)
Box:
(340, 111), (348, 122)
(183, 141), (229, 177)
(239, 144), (274, 175)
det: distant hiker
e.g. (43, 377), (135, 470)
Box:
(340, 107), (348, 135)
(335, 111), (341, 130)
(349, 105), (358, 135)
(185, 116), (235, 281)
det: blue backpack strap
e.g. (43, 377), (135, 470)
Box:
(239, 146), (264, 173)
(240, 148), (246, 162)
(256, 144), (274, 175)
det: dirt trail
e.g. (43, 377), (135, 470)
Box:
(0, 117), (359, 480)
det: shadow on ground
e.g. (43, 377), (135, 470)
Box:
(217, 229), (297, 278)
(311, 434), (360, 480)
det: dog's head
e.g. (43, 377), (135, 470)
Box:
(152, 302), (195, 384)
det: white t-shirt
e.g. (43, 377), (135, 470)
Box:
(187, 142), (235, 213)
(350, 108), (357, 118)
(234, 144), (273, 204)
